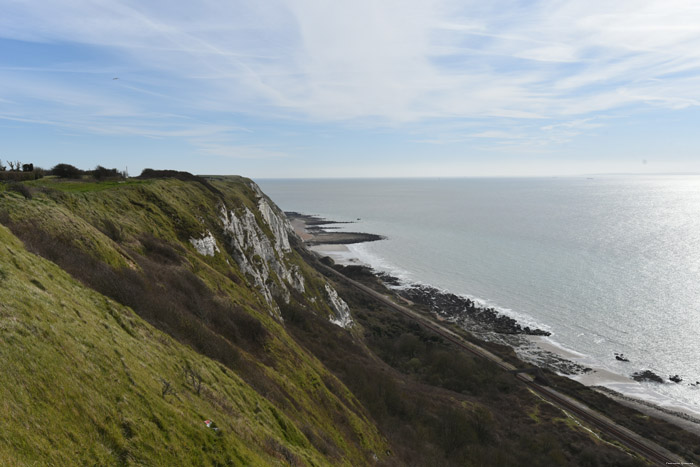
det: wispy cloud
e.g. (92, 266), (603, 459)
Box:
(2, 0), (700, 163)
(196, 143), (289, 159)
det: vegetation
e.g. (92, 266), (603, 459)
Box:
(50, 163), (84, 179)
(0, 175), (386, 465)
(1, 171), (697, 465)
(282, 255), (653, 466)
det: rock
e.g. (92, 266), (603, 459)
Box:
(190, 230), (220, 257)
(376, 272), (402, 287)
(631, 370), (664, 383)
(325, 284), (353, 329)
(219, 186), (306, 315)
(398, 285), (550, 336)
(669, 374), (683, 383)
(615, 353), (629, 362)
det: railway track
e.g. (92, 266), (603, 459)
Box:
(319, 262), (685, 465)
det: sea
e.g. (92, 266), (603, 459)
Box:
(256, 176), (700, 418)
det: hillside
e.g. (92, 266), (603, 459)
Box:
(0, 174), (384, 466)
(1, 172), (697, 465)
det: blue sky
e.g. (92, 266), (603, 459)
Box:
(2, 0), (700, 177)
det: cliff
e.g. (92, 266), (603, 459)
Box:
(0, 174), (380, 465)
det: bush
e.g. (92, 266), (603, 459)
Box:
(0, 171), (35, 182)
(101, 218), (124, 242)
(7, 182), (32, 199)
(51, 163), (83, 179)
(92, 165), (123, 181)
(138, 169), (222, 196)
(32, 167), (46, 179)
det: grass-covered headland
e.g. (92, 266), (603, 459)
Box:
(1, 168), (698, 465)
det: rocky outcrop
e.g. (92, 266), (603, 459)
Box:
(615, 353), (630, 362)
(399, 285), (550, 336)
(325, 284), (353, 328)
(258, 197), (292, 254)
(632, 370), (664, 383)
(217, 183), (309, 318)
(189, 231), (220, 256)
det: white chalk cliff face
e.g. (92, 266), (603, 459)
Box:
(189, 231), (220, 257)
(218, 184), (305, 317)
(325, 284), (353, 329)
(191, 181), (352, 327)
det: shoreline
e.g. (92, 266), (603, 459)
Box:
(286, 212), (385, 245)
(289, 212), (700, 433)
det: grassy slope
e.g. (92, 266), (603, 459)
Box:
(0, 223), (300, 465)
(0, 177), (386, 465)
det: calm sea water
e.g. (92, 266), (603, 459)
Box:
(257, 176), (700, 414)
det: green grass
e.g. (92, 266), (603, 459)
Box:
(0, 176), (388, 465)
(0, 224), (276, 465)
(26, 177), (148, 193)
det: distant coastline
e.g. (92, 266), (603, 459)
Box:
(286, 212), (385, 245)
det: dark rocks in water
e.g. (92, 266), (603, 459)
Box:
(398, 285), (551, 336)
(376, 272), (402, 287)
(632, 370), (664, 383)
(615, 353), (629, 362)
(669, 374), (683, 383)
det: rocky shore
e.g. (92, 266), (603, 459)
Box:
(288, 210), (700, 432)
(389, 282), (595, 375)
(398, 284), (551, 336)
(289, 212), (588, 376)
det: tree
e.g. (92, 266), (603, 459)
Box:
(182, 362), (203, 395)
(0, 159), (5, 171)
(92, 165), (121, 180)
(160, 379), (176, 398)
(51, 163), (83, 179)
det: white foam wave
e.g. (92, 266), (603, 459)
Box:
(346, 242), (550, 332)
(328, 240), (700, 423)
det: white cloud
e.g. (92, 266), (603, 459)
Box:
(2, 0), (700, 144)
(196, 143), (289, 159)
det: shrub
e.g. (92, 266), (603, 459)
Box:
(138, 169), (222, 196)
(92, 165), (123, 181)
(7, 182), (32, 199)
(101, 218), (124, 242)
(0, 171), (35, 182)
(51, 163), (83, 179)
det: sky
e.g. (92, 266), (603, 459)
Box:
(2, 0), (700, 178)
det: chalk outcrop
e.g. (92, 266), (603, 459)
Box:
(325, 284), (353, 328)
(218, 184), (306, 316)
(189, 230), (220, 256)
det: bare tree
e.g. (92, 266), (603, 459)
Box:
(183, 362), (203, 395)
(0, 159), (5, 171)
(161, 379), (176, 398)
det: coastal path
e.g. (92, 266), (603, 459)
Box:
(317, 262), (686, 465)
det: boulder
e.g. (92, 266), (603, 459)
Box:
(631, 370), (664, 383)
